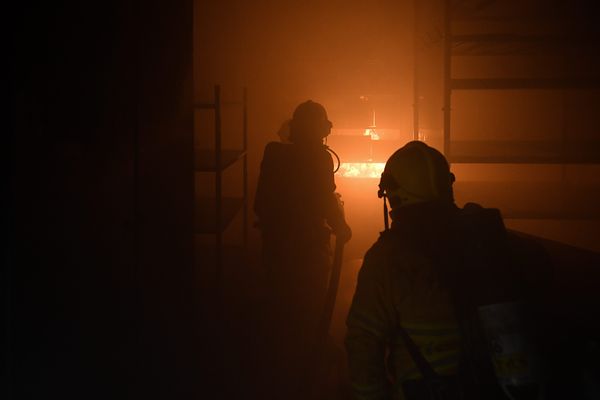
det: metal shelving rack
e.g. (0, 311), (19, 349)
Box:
(440, 0), (600, 165)
(195, 85), (248, 281)
(413, 0), (600, 220)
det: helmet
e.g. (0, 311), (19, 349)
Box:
(289, 100), (332, 144)
(378, 141), (455, 208)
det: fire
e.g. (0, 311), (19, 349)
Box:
(363, 127), (380, 141)
(337, 162), (385, 178)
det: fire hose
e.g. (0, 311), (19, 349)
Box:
(300, 195), (346, 399)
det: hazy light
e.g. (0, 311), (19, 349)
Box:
(337, 162), (385, 178)
(363, 127), (380, 140)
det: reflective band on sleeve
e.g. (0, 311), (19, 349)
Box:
(393, 322), (461, 383)
(403, 327), (460, 337)
(397, 353), (461, 382)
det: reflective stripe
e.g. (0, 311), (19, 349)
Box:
(392, 322), (461, 384)
(404, 327), (460, 337)
(402, 321), (459, 332)
(401, 325), (460, 357)
(397, 353), (461, 382)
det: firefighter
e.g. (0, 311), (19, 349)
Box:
(254, 101), (352, 395)
(345, 141), (551, 400)
(255, 100), (351, 285)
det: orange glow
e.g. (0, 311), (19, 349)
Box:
(337, 162), (385, 178)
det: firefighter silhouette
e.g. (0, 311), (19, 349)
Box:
(254, 101), (351, 395)
(255, 100), (350, 286)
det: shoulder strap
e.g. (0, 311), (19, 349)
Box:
(397, 325), (439, 381)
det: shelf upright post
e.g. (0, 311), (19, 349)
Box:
(413, 0), (419, 140)
(242, 87), (248, 250)
(214, 85), (223, 284)
(443, 0), (452, 159)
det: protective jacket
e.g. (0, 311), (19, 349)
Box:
(255, 142), (346, 234)
(255, 141), (346, 268)
(345, 202), (550, 400)
(254, 141), (350, 307)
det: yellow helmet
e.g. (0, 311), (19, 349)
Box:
(378, 141), (455, 208)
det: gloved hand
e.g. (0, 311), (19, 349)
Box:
(335, 223), (352, 243)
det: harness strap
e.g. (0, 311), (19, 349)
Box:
(398, 325), (461, 400)
(397, 325), (439, 381)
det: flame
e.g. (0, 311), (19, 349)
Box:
(363, 127), (380, 141)
(337, 162), (385, 178)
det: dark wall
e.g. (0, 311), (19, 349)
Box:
(9, 2), (200, 398)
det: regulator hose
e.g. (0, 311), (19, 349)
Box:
(325, 145), (341, 173)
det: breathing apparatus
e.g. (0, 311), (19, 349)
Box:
(378, 141), (455, 230)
